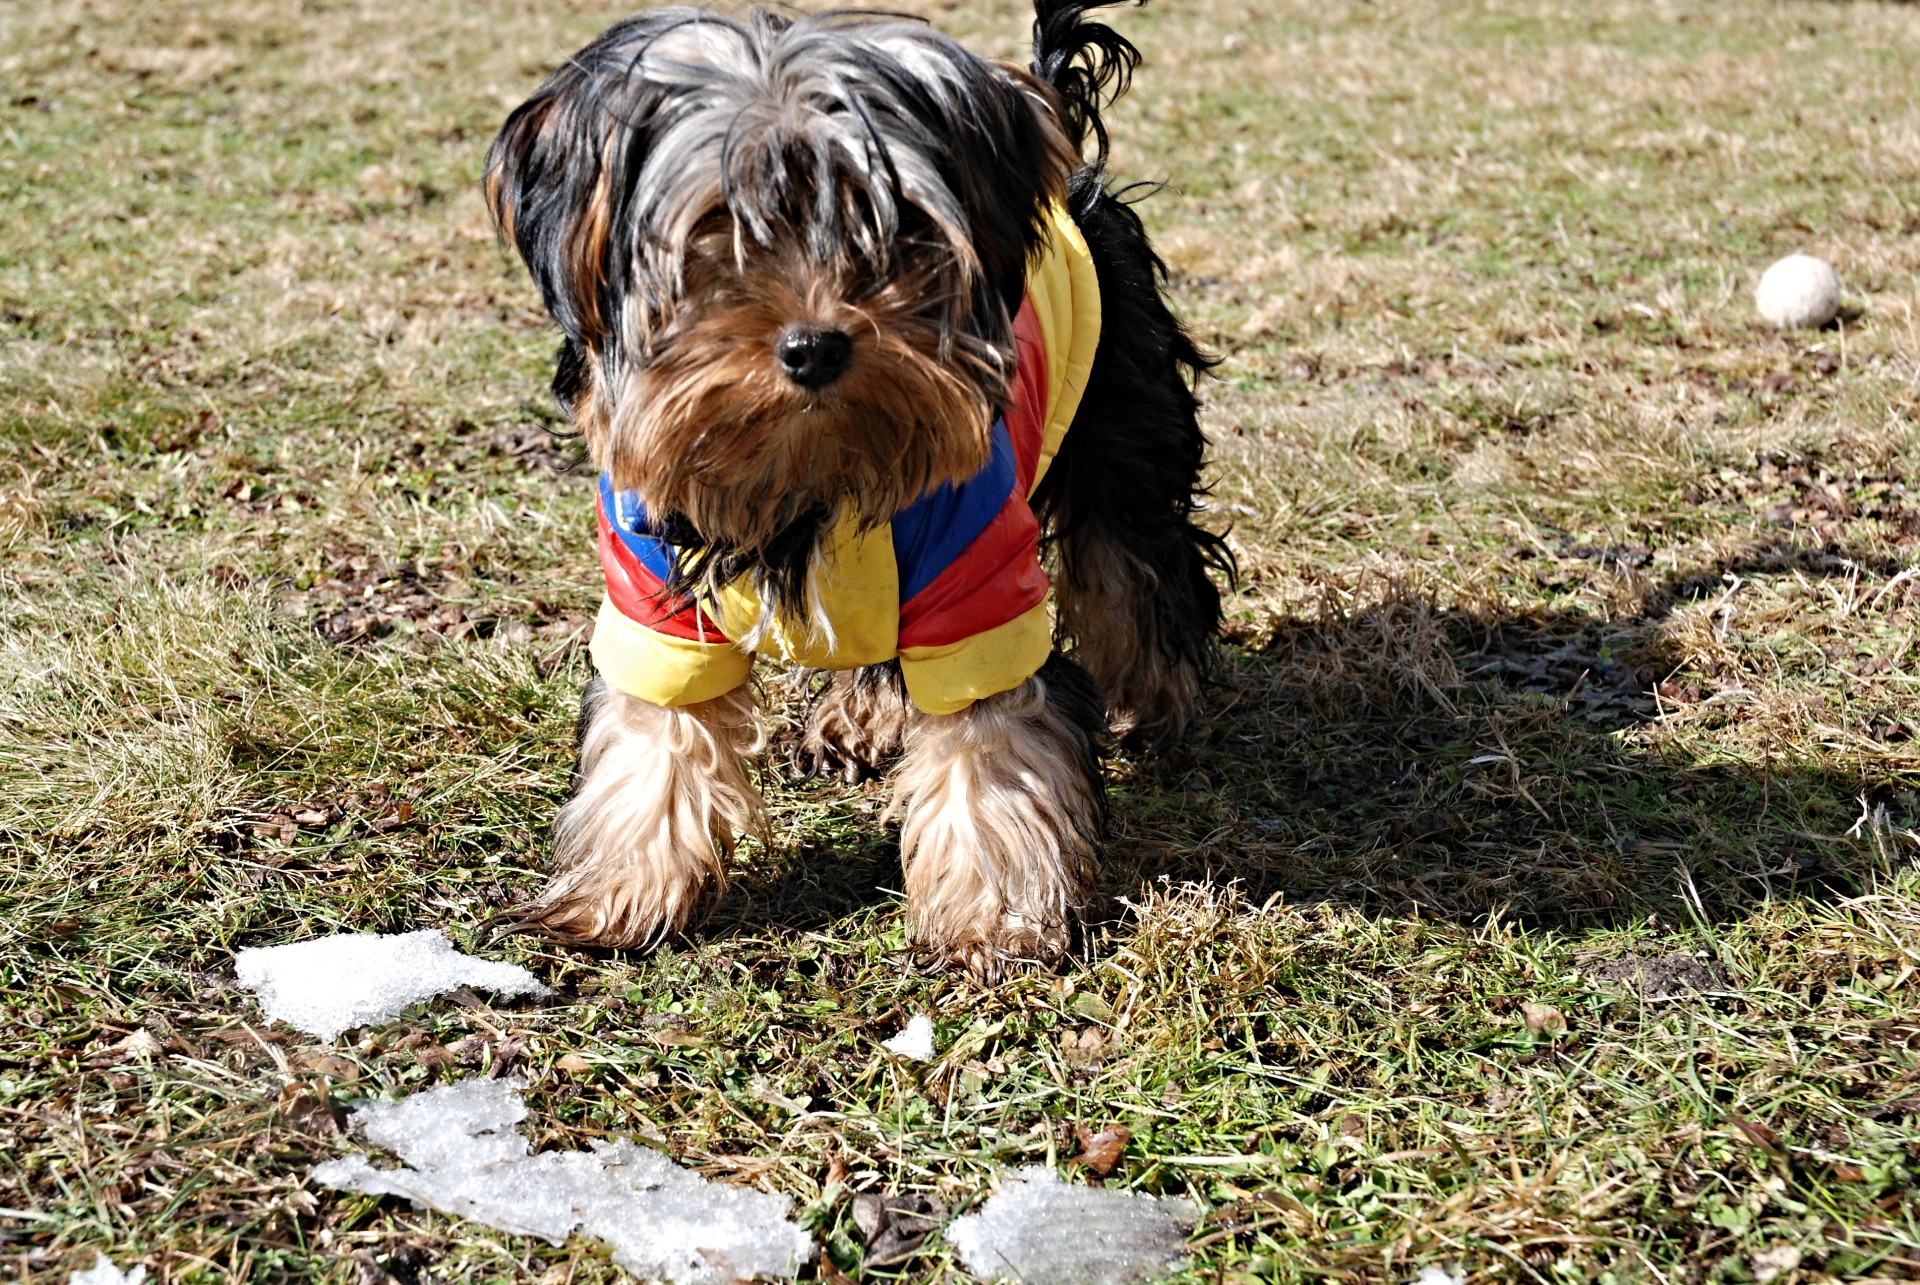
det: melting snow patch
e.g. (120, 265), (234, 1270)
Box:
(946, 1166), (1198, 1285)
(882, 1015), (936, 1061)
(1412, 1268), (1465, 1285)
(235, 930), (549, 1041)
(69, 1256), (146, 1285)
(311, 1078), (812, 1284)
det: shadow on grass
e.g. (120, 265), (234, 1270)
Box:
(707, 833), (906, 940)
(707, 537), (1917, 946)
(1111, 536), (1916, 934)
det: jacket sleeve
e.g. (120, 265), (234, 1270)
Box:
(893, 438), (1052, 716)
(589, 479), (752, 706)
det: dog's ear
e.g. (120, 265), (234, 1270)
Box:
(549, 336), (590, 420)
(928, 62), (1078, 315)
(484, 63), (629, 354)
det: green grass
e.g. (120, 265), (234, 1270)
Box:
(4, 0), (1920, 1280)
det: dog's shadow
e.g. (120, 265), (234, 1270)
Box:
(711, 537), (1915, 946)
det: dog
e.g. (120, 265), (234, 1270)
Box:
(484, 0), (1232, 978)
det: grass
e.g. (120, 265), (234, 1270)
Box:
(3, 0), (1919, 1280)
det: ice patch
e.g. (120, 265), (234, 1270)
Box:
(235, 930), (549, 1041)
(69, 1256), (146, 1285)
(946, 1166), (1198, 1285)
(882, 1015), (936, 1061)
(311, 1079), (813, 1284)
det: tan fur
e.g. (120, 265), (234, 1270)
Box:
(568, 345), (613, 462)
(571, 160), (614, 339)
(530, 685), (763, 948)
(891, 673), (1102, 980)
(602, 223), (1005, 557)
(1056, 534), (1201, 745)
(801, 667), (910, 783)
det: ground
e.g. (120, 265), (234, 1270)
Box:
(2, 0), (1918, 1281)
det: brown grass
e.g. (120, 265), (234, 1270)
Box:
(3, 0), (1919, 1281)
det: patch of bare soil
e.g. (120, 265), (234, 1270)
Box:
(1470, 642), (1661, 723)
(475, 422), (583, 476)
(1579, 951), (1727, 998)
(279, 553), (590, 656)
(1689, 452), (1920, 543)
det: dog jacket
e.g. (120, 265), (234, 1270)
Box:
(589, 200), (1101, 716)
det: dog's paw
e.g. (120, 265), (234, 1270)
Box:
(531, 771), (733, 949)
(893, 671), (1104, 980)
(1104, 657), (1203, 753)
(919, 912), (1072, 984)
(799, 718), (893, 784)
(901, 808), (1096, 982)
(904, 838), (1091, 982)
(799, 667), (907, 784)
(518, 856), (719, 951)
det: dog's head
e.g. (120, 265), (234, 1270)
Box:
(485, 7), (1076, 558)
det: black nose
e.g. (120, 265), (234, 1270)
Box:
(774, 327), (853, 389)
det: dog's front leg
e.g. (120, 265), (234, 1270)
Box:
(531, 677), (763, 949)
(893, 656), (1106, 980)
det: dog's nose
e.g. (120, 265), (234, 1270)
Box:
(774, 327), (853, 389)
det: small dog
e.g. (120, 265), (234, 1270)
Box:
(485, 0), (1231, 977)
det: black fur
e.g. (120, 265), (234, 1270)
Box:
(661, 505), (832, 623)
(829, 656), (906, 704)
(1032, 173), (1235, 682)
(550, 337), (588, 421)
(1028, 9), (1235, 736)
(1030, 0), (1145, 166)
(1036, 649), (1110, 815)
(572, 675), (610, 789)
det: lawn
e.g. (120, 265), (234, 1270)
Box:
(3, 0), (1918, 1281)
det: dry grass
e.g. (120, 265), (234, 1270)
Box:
(3, 0), (1919, 1281)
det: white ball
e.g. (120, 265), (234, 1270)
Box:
(1755, 253), (1842, 329)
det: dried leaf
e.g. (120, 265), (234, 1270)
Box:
(1730, 1116), (1782, 1150)
(1069, 1124), (1132, 1177)
(277, 1080), (342, 1135)
(1521, 1002), (1567, 1035)
(412, 1044), (456, 1074)
(852, 1191), (945, 1269)
(824, 1155), (851, 1188)
(86, 1028), (166, 1066)
(851, 1192), (886, 1240)
(1070, 992), (1114, 1022)
(649, 1028), (704, 1048)
(1061, 1027), (1107, 1069)
(369, 800), (413, 832)
(292, 1049), (359, 1081)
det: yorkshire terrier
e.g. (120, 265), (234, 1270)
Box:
(485, 0), (1232, 978)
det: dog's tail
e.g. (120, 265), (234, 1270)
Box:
(1029, 0), (1145, 167)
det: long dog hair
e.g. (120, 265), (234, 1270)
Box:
(486, 1), (1231, 976)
